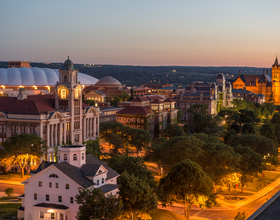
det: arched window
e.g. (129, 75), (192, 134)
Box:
(49, 174), (59, 178)
(64, 154), (67, 161)
(73, 154), (77, 161)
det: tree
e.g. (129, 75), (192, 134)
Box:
(5, 188), (14, 197)
(233, 145), (263, 193)
(84, 138), (103, 158)
(231, 99), (248, 111)
(187, 104), (208, 133)
(111, 96), (122, 106)
(260, 102), (276, 119)
(128, 129), (152, 156)
(118, 172), (158, 217)
(260, 123), (277, 142)
(194, 114), (224, 135)
(1, 134), (45, 178)
(177, 108), (183, 122)
(83, 99), (95, 106)
(271, 112), (280, 145)
(75, 187), (122, 220)
(241, 123), (255, 134)
(161, 123), (184, 139)
(144, 138), (166, 176)
(234, 211), (247, 220)
(159, 159), (214, 220)
(227, 134), (278, 157)
(218, 110), (240, 129)
(193, 133), (240, 193)
(160, 136), (204, 171)
(239, 109), (255, 124)
(106, 156), (156, 189)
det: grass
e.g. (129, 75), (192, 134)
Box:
(150, 209), (185, 220)
(0, 173), (29, 182)
(0, 196), (20, 202)
(0, 203), (21, 218)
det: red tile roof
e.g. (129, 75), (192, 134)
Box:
(116, 106), (154, 115)
(163, 97), (175, 102)
(151, 99), (163, 104)
(130, 97), (150, 102)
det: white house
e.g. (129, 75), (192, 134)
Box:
(18, 145), (119, 220)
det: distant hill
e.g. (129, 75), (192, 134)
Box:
(0, 61), (270, 87)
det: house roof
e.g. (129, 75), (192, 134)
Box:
(34, 203), (69, 210)
(53, 162), (95, 188)
(81, 164), (104, 177)
(116, 106), (154, 115)
(151, 99), (163, 104)
(30, 161), (57, 174)
(99, 184), (119, 193)
(86, 154), (119, 180)
(130, 97), (150, 102)
(163, 97), (175, 102)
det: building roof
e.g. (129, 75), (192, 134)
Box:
(235, 74), (272, 86)
(81, 164), (103, 177)
(117, 106), (154, 115)
(99, 184), (119, 193)
(141, 84), (162, 89)
(163, 97), (175, 102)
(130, 97), (150, 102)
(272, 57), (279, 67)
(94, 76), (122, 87)
(150, 99), (163, 104)
(86, 154), (119, 180)
(0, 67), (98, 86)
(34, 203), (69, 210)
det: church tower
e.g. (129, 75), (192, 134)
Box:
(54, 57), (83, 144)
(272, 57), (280, 104)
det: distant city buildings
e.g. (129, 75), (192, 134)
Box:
(174, 73), (233, 120)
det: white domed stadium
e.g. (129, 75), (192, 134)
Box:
(0, 62), (99, 96)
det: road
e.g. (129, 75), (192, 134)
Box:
(0, 183), (24, 195)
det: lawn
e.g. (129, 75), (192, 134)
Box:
(0, 203), (21, 218)
(150, 209), (185, 220)
(0, 173), (29, 182)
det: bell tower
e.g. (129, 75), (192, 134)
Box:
(54, 57), (83, 144)
(272, 57), (280, 104)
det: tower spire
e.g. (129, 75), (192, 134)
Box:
(273, 56), (278, 67)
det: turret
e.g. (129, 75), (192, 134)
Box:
(58, 145), (86, 168)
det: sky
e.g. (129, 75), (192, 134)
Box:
(1, 0), (280, 67)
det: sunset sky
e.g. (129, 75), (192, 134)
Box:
(1, 0), (280, 67)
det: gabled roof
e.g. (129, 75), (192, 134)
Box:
(30, 161), (57, 174)
(235, 74), (272, 86)
(86, 154), (119, 180)
(163, 97), (175, 102)
(151, 99), (163, 104)
(99, 184), (118, 193)
(81, 164), (107, 177)
(53, 162), (95, 188)
(116, 106), (154, 116)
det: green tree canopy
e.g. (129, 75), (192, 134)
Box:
(118, 172), (158, 217)
(218, 110), (240, 129)
(128, 129), (152, 156)
(1, 134), (45, 178)
(227, 134), (278, 157)
(84, 138), (103, 158)
(260, 123), (277, 142)
(161, 123), (184, 139)
(75, 188), (122, 220)
(159, 159), (214, 220)
(194, 114), (224, 135)
(241, 123), (255, 134)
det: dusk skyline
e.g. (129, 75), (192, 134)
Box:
(1, 0), (280, 67)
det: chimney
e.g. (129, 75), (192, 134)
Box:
(17, 88), (27, 100)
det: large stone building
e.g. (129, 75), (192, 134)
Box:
(232, 58), (280, 104)
(0, 58), (100, 161)
(174, 73), (233, 120)
(116, 96), (178, 136)
(18, 145), (119, 220)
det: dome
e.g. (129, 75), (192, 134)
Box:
(0, 67), (99, 86)
(62, 57), (75, 70)
(94, 76), (122, 87)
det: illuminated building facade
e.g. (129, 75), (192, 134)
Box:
(232, 58), (280, 104)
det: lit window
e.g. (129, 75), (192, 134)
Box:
(61, 89), (66, 99)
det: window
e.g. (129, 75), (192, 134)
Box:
(39, 181), (42, 187)
(56, 183), (59, 188)
(73, 154), (77, 161)
(40, 211), (44, 219)
(66, 184), (69, 189)
(34, 193), (37, 200)
(82, 153), (84, 160)
(58, 196), (62, 202)
(49, 174), (59, 178)
(51, 213), (55, 219)
(60, 213), (64, 220)
(49, 182), (52, 188)
(64, 154), (67, 161)
(102, 178), (104, 184)
(46, 194), (49, 201)
(70, 197), (73, 204)
(97, 180), (99, 186)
